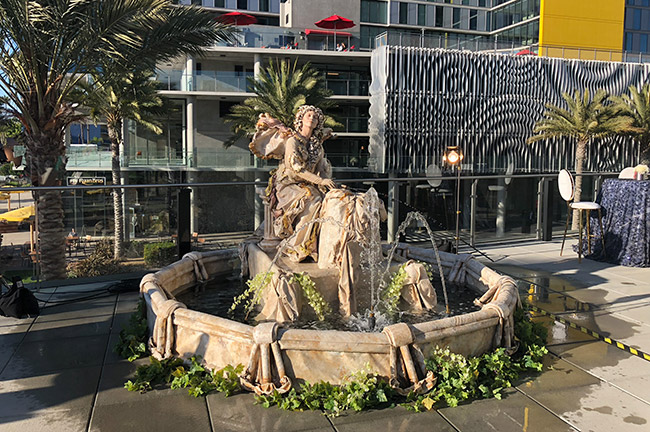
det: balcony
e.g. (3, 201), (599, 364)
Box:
(156, 70), (254, 93)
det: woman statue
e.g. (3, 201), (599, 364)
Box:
(250, 105), (336, 262)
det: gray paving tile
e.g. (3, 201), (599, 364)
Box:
(91, 361), (212, 432)
(0, 410), (89, 432)
(0, 316), (33, 335)
(23, 314), (113, 342)
(90, 391), (212, 432)
(522, 381), (650, 431)
(37, 296), (117, 320)
(517, 356), (601, 393)
(207, 392), (334, 432)
(0, 365), (100, 431)
(439, 388), (577, 432)
(329, 405), (454, 432)
(0, 334), (108, 379)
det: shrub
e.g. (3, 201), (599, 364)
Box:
(143, 241), (176, 268)
(67, 238), (123, 278)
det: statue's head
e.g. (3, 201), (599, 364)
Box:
(294, 105), (325, 141)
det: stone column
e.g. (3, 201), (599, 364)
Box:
(496, 178), (506, 238)
(387, 173), (399, 243)
(254, 53), (262, 79)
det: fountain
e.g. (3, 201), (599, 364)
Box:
(139, 106), (519, 396)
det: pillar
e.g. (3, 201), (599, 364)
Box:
(387, 173), (399, 243)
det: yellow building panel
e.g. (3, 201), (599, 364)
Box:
(539, 0), (625, 60)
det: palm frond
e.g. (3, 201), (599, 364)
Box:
(224, 59), (338, 147)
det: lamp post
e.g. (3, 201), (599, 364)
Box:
(443, 145), (463, 253)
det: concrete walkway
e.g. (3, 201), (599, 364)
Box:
(1, 238), (649, 431)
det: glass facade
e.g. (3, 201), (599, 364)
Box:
(361, 0), (388, 24)
(625, 0), (650, 53)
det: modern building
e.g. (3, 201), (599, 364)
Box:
(60, 0), (650, 238)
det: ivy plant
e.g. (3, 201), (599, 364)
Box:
(114, 298), (150, 362)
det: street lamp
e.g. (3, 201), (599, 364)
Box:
(443, 145), (463, 253)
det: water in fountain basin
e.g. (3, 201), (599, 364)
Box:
(177, 273), (480, 332)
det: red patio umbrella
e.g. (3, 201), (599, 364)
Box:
(315, 14), (355, 47)
(217, 11), (257, 26)
(515, 49), (537, 56)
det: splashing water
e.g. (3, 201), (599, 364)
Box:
(381, 211), (450, 316)
(245, 188), (450, 330)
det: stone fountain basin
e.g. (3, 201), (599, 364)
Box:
(140, 246), (518, 386)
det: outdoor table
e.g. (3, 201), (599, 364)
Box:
(582, 178), (650, 267)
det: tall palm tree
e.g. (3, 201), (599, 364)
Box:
(528, 89), (632, 229)
(0, 0), (234, 279)
(72, 69), (172, 259)
(225, 59), (339, 147)
(611, 84), (650, 164)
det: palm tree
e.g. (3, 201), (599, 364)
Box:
(72, 69), (172, 259)
(225, 60), (339, 147)
(611, 84), (650, 164)
(528, 89), (632, 229)
(0, 0), (233, 280)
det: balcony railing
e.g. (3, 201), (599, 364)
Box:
(325, 79), (370, 96)
(156, 70), (254, 92)
(8, 171), (617, 282)
(375, 31), (650, 63)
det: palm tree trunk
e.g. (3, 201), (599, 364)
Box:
(572, 140), (587, 230)
(108, 120), (124, 260)
(26, 134), (67, 281)
(36, 190), (67, 280)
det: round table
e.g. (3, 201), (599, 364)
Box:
(583, 178), (650, 267)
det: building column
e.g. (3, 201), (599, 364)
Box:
(183, 56), (194, 92)
(253, 53), (264, 230)
(186, 96), (196, 168)
(387, 173), (399, 243)
(186, 95), (198, 234)
(496, 178), (506, 237)
(254, 53), (262, 79)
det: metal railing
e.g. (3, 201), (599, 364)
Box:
(2, 170), (619, 282)
(375, 31), (650, 63)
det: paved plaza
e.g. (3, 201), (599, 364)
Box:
(1, 238), (650, 431)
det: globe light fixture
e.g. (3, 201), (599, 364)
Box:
(443, 145), (464, 254)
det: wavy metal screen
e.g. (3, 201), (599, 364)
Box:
(368, 46), (648, 174)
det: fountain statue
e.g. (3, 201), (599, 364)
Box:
(240, 105), (436, 322)
(138, 104), (520, 398)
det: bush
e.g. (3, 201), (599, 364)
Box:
(67, 238), (123, 278)
(143, 241), (176, 268)
(124, 240), (147, 258)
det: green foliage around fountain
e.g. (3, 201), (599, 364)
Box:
(114, 298), (150, 362)
(291, 272), (332, 321)
(230, 271), (332, 321)
(379, 263), (409, 317)
(122, 302), (549, 415)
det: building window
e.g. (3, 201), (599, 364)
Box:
(259, 0), (269, 12)
(435, 6), (443, 27)
(634, 8), (642, 30)
(452, 8), (460, 29)
(237, 0), (247, 10)
(469, 9), (477, 30)
(418, 4), (426, 26)
(625, 32), (633, 51)
(214, 0), (224, 6)
(641, 34), (648, 52)
(361, 0), (387, 24)
(399, 2), (408, 24)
